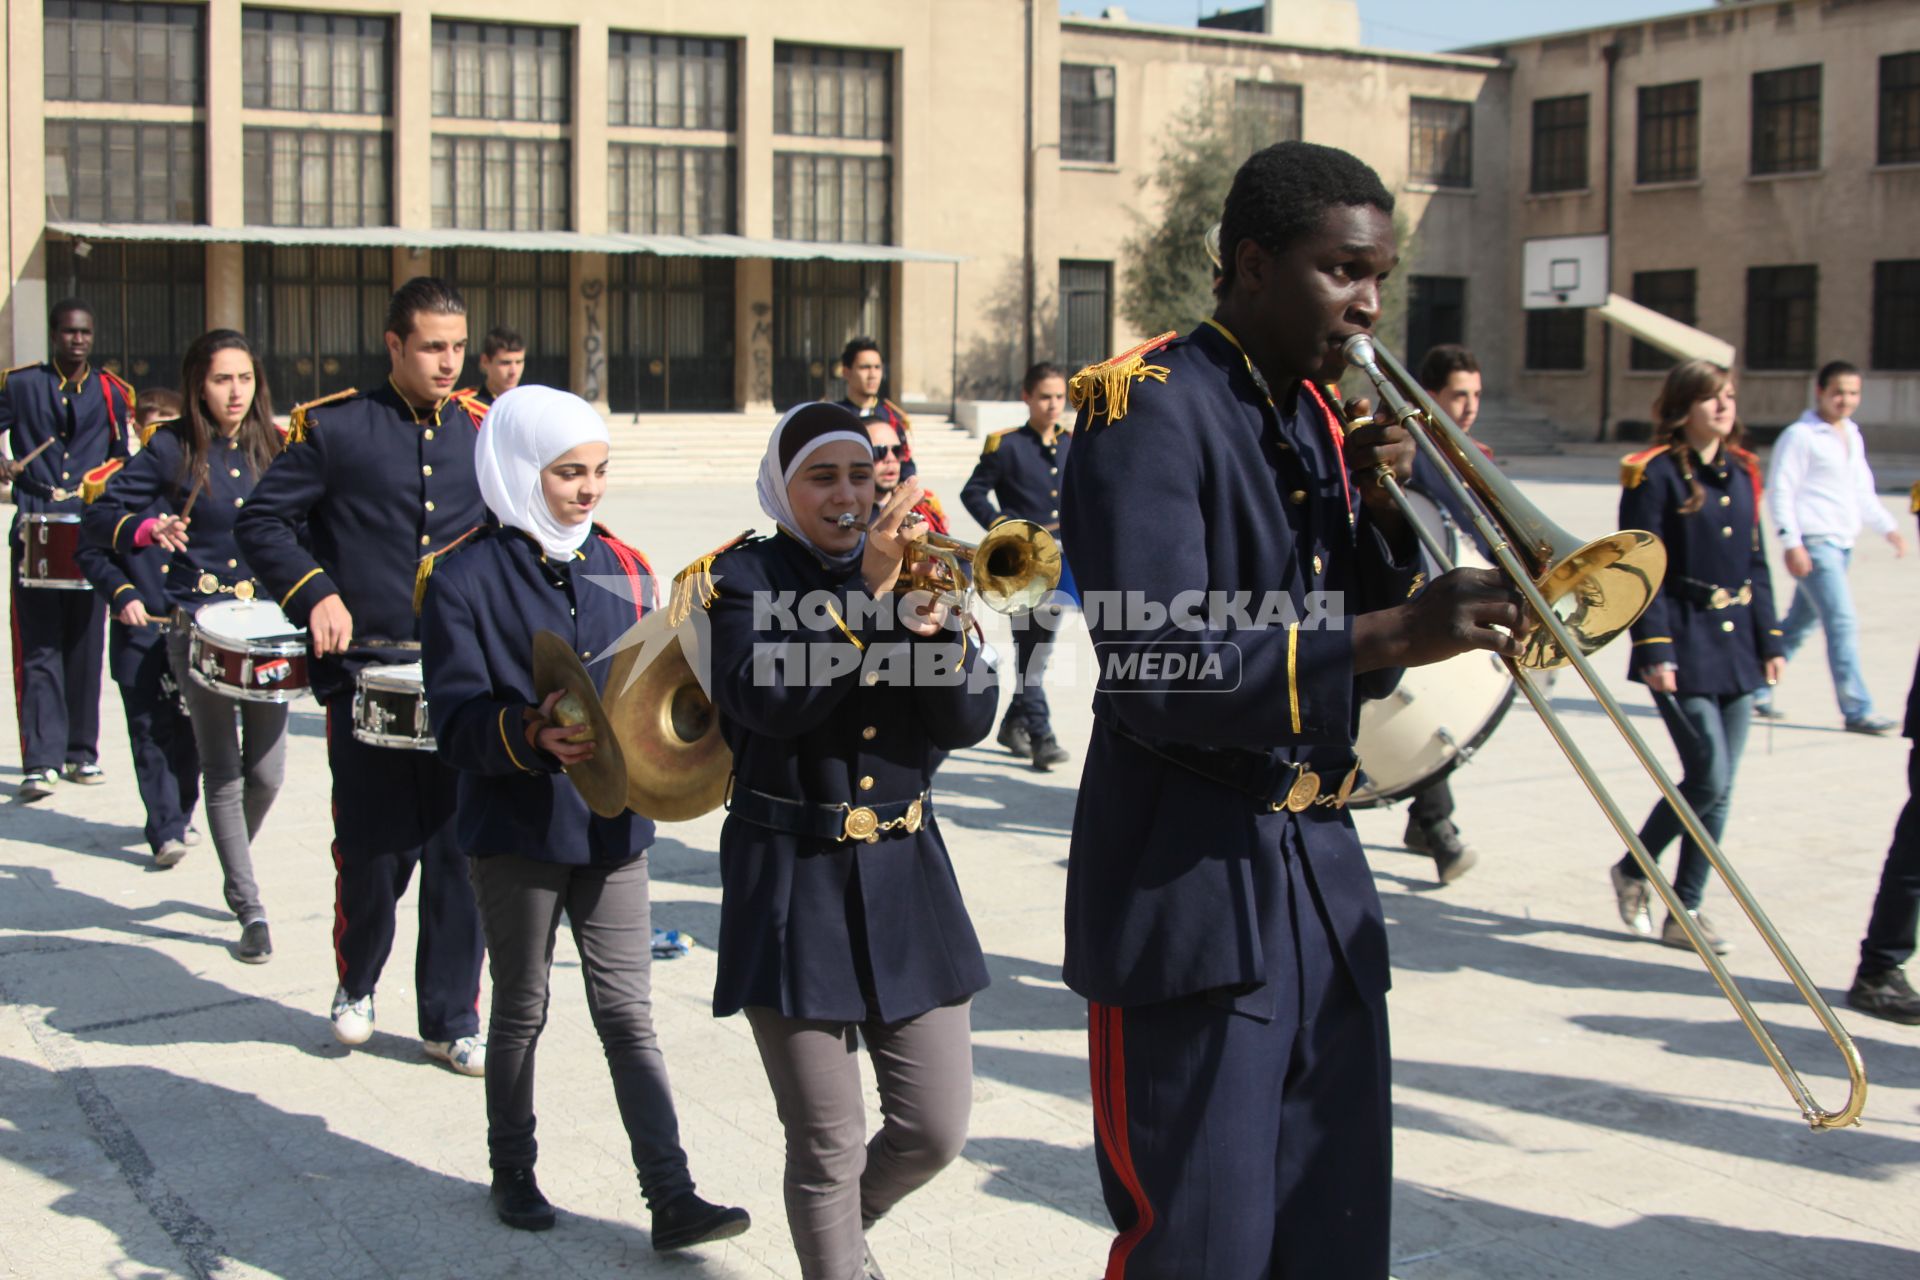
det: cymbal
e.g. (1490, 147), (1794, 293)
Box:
(603, 611), (732, 822)
(531, 630), (629, 820)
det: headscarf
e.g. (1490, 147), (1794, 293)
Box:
(476, 385), (611, 560)
(755, 402), (872, 570)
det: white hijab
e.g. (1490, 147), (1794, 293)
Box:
(476, 385), (611, 560)
(755, 402), (872, 570)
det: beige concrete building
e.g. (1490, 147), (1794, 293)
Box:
(3, 0), (1916, 437)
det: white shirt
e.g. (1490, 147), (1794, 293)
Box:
(1764, 409), (1896, 550)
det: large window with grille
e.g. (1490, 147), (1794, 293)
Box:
(431, 250), (570, 391)
(1232, 80), (1302, 160)
(1530, 95), (1588, 193)
(1407, 276), (1466, 364)
(609, 145), (733, 235)
(47, 240), (204, 388)
(773, 45), (890, 140)
(1525, 310), (1584, 371)
(1746, 265), (1818, 370)
(243, 245), (390, 403)
(1880, 53), (1920, 165)
(45, 0), (201, 105)
(243, 129), (388, 227)
(1629, 269), (1697, 371)
(1872, 260), (1920, 370)
(1410, 98), (1472, 188)
(1061, 64), (1116, 163)
(773, 153), (889, 244)
(772, 260), (890, 408)
(46, 121), (202, 223)
(242, 11), (390, 114)
(1751, 65), (1821, 175)
(1637, 81), (1699, 184)
(609, 257), (736, 412)
(431, 21), (567, 123)
(609, 34), (734, 130)
(1059, 262), (1112, 374)
(431, 137), (568, 231)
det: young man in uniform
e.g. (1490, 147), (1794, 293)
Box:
(837, 336), (918, 480)
(237, 278), (490, 1077)
(2, 300), (133, 800)
(1061, 142), (1525, 1280)
(962, 361), (1073, 770)
(866, 415), (949, 534)
(475, 326), (527, 407)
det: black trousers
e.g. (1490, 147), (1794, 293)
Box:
(1006, 604), (1062, 738)
(1088, 846), (1392, 1280)
(1406, 774), (1454, 826)
(10, 551), (104, 771)
(1861, 746), (1920, 974)
(115, 651), (199, 853)
(324, 697), (484, 1041)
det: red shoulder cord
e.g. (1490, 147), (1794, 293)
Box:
(1299, 379), (1354, 512)
(598, 531), (654, 624)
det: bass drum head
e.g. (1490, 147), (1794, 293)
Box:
(1348, 490), (1518, 808)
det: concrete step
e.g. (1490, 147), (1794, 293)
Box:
(1473, 410), (1566, 458)
(600, 412), (984, 487)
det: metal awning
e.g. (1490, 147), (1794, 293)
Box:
(1593, 293), (1736, 368)
(45, 222), (966, 264)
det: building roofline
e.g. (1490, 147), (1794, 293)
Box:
(1452, 0), (1817, 57)
(1059, 14), (1505, 73)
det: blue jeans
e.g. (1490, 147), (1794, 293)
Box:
(1772, 537), (1875, 722)
(1618, 692), (1753, 911)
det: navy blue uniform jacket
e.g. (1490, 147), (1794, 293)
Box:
(75, 457), (171, 688)
(1059, 322), (1418, 1012)
(235, 384), (486, 701)
(1620, 445), (1783, 697)
(706, 532), (996, 1024)
(83, 422), (273, 617)
(2, 362), (132, 522)
(960, 422), (1071, 532)
(421, 525), (657, 866)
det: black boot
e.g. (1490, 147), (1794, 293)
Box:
(1404, 817), (1477, 885)
(1030, 733), (1069, 772)
(1848, 966), (1920, 1024)
(996, 717), (1032, 758)
(651, 1192), (751, 1251)
(490, 1167), (555, 1231)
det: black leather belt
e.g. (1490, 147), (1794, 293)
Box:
(1105, 718), (1359, 813)
(11, 478), (73, 502)
(1676, 576), (1753, 610)
(725, 778), (933, 843)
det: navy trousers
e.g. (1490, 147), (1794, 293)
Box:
(116, 651), (199, 853)
(324, 696), (483, 1041)
(10, 551), (104, 772)
(1860, 747), (1920, 974)
(1006, 603), (1062, 738)
(1088, 842), (1392, 1280)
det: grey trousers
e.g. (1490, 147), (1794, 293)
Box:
(167, 627), (286, 924)
(469, 852), (695, 1209)
(745, 1001), (973, 1280)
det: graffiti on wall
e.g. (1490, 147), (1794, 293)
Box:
(580, 277), (606, 403)
(749, 300), (773, 404)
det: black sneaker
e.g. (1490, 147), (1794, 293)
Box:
(995, 718), (1032, 758)
(1030, 733), (1070, 772)
(490, 1168), (556, 1231)
(17, 768), (58, 803)
(1847, 967), (1920, 1025)
(63, 762), (105, 785)
(651, 1192), (751, 1252)
(1752, 704), (1788, 721)
(1405, 818), (1477, 885)
(1845, 716), (1898, 736)
(236, 920), (273, 965)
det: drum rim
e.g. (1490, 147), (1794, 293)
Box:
(357, 664), (426, 690)
(20, 512), (82, 524)
(184, 663), (308, 704)
(1346, 679), (1519, 809)
(190, 630), (308, 657)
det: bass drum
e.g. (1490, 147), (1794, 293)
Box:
(1349, 490), (1517, 808)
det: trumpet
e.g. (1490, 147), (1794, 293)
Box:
(1342, 332), (1867, 1130)
(836, 512), (1063, 614)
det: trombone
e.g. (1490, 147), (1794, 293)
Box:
(1342, 332), (1867, 1131)
(836, 512), (1063, 615)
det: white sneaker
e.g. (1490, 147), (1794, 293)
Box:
(1609, 863), (1655, 938)
(424, 1035), (486, 1077)
(330, 985), (375, 1046)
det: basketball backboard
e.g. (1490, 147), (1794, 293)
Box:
(1523, 235), (1609, 310)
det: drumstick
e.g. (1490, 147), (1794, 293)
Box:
(178, 469), (209, 522)
(9, 437), (56, 470)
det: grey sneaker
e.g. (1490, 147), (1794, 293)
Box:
(424, 1034), (487, 1077)
(153, 839), (190, 869)
(235, 920), (272, 964)
(1845, 715), (1898, 736)
(1609, 862), (1655, 938)
(17, 768), (58, 802)
(1662, 909), (1731, 956)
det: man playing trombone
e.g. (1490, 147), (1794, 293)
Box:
(1060, 141), (1525, 1280)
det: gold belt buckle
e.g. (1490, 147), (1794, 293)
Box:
(50, 486), (70, 502)
(234, 580), (256, 601)
(842, 805), (880, 843)
(196, 572), (219, 595)
(1273, 762), (1361, 813)
(902, 798), (924, 834)
(1708, 586), (1731, 610)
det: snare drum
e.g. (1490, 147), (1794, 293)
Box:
(16, 513), (89, 589)
(188, 599), (311, 703)
(1349, 492), (1517, 807)
(352, 662), (434, 750)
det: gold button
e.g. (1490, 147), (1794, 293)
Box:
(858, 775), (875, 791)
(582, 650), (592, 659)
(230, 468), (241, 478)
(1049, 509), (1058, 518)
(1049, 466), (1058, 475)
(422, 464), (433, 476)
(226, 558), (237, 568)
(1290, 490), (1308, 505)
(1721, 620), (1735, 632)
(1313, 555), (1324, 575)
(1721, 526), (1732, 537)
(865, 671), (880, 685)
(1049, 488), (1058, 497)
(160, 564), (170, 573)
(862, 725), (877, 740)
(61, 471), (70, 480)
(233, 497), (244, 507)
(424, 429), (435, 441)
(425, 500), (436, 512)
(1719, 495), (1731, 507)
(421, 535), (431, 545)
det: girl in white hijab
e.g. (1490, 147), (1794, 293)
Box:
(420, 384), (751, 1249)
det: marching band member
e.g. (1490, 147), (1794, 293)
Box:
(419, 385), (751, 1247)
(864, 415), (947, 533)
(74, 388), (201, 867)
(236, 278), (489, 1071)
(1611, 360), (1784, 956)
(696, 402), (996, 1280)
(961, 361), (1073, 771)
(86, 331), (289, 961)
(836, 337), (917, 482)
(474, 326), (528, 408)
(1061, 142), (1523, 1280)
(3, 299), (133, 800)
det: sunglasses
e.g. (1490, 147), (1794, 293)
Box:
(871, 443), (909, 461)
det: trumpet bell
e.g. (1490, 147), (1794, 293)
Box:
(1524, 531), (1667, 670)
(604, 615), (733, 822)
(973, 520), (1064, 614)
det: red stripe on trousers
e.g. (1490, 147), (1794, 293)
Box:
(1090, 1002), (1155, 1279)
(327, 704), (349, 984)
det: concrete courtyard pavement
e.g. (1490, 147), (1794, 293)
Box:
(3, 440), (1920, 1279)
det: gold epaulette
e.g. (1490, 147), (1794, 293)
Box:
(1619, 445), (1664, 489)
(981, 429), (1009, 455)
(0, 361), (34, 392)
(140, 415), (178, 447)
(1910, 480), (1920, 515)
(287, 387), (357, 444)
(668, 529), (758, 626)
(883, 397), (913, 438)
(1068, 332), (1178, 425)
(920, 490), (946, 519)
(81, 458), (125, 504)
(413, 524), (485, 615)
(454, 389), (488, 423)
